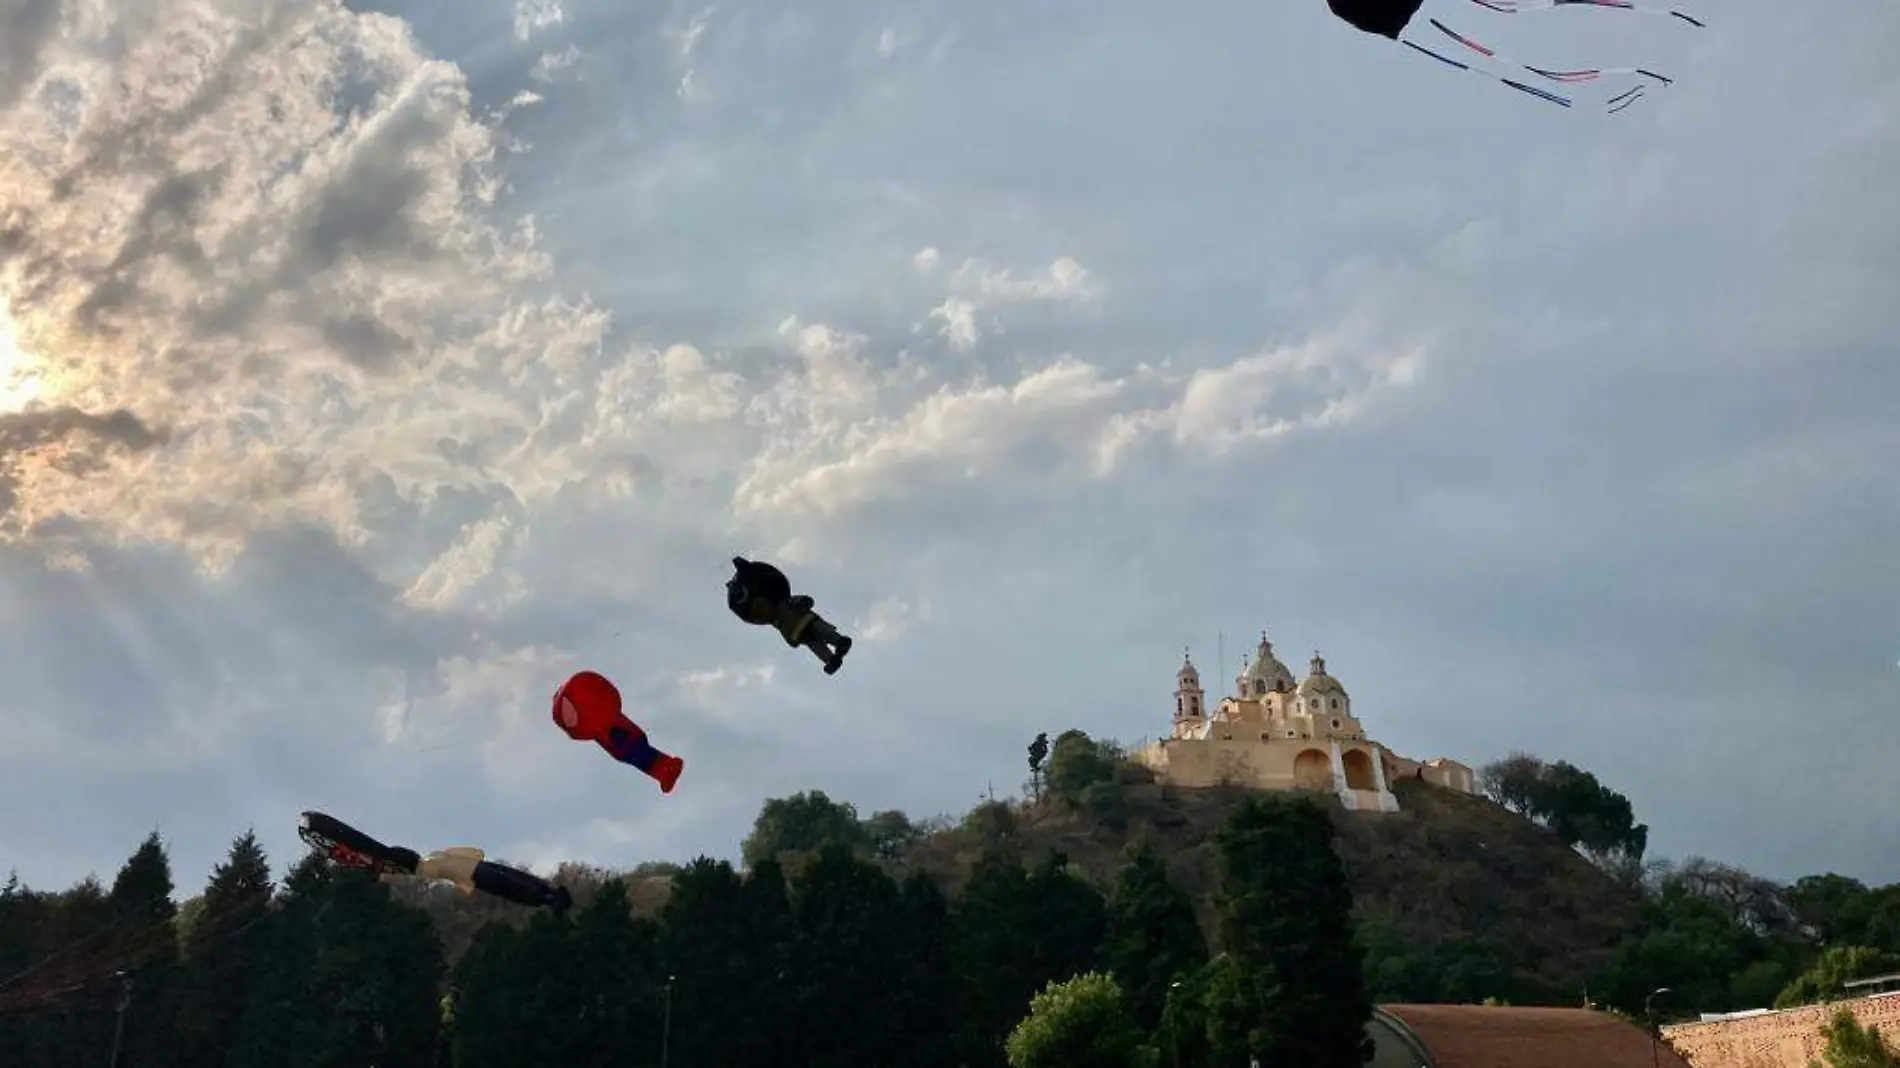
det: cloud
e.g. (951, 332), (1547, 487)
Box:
(3, 0), (1898, 899)
(512, 0), (565, 42)
(923, 254), (1100, 352)
(855, 596), (926, 644)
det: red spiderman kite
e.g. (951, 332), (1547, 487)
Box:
(552, 670), (684, 793)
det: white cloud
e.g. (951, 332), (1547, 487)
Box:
(529, 45), (581, 84)
(855, 596), (927, 643)
(921, 254), (1099, 351)
(512, 0), (566, 43)
(676, 662), (778, 712)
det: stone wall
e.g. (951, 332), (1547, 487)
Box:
(1664, 994), (1900, 1068)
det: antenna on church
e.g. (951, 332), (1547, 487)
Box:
(1218, 631), (1225, 686)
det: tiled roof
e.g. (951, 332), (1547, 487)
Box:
(1379, 1004), (1694, 1068)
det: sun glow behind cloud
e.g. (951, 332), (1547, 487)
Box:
(0, 305), (44, 412)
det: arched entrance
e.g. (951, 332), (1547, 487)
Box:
(1342, 748), (1377, 791)
(1293, 749), (1333, 790)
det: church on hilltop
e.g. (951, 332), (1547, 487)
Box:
(1133, 631), (1478, 812)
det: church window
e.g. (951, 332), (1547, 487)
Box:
(1331, 718), (1342, 731)
(1331, 698), (1340, 709)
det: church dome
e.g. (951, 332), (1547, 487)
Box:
(1240, 632), (1296, 693)
(1298, 651), (1348, 696)
(1177, 652), (1201, 685)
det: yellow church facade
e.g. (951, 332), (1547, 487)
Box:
(1134, 632), (1478, 812)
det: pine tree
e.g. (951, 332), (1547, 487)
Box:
(1104, 841), (1209, 1032)
(893, 871), (959, 1068)
(788, 840), (908, 1068)
(953, 850), (1110, 1068)
(109, 831), (183, 1068)
(176, 830), (274, 1067)
(567, 879), (664, 1068)
(1205, 796), (1373, 1068)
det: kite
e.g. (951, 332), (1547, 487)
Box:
(415, 847), (573, 914)
(726, 556), (854, 675)
(298, 816), (572, 913)
(552, 670), (685, 793)
(1328, 0), (1702, 112)
(298, 811), (420, 876)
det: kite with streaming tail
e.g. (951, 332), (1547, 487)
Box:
(1328, 0), (1704, 112)
(553, 670), (685, 793)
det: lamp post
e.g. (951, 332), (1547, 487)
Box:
(1645, 987), (1673, 1068)
(1166, 980), (1183, 1068)
(108, 971), (133, 1068)
(661, 974), (675, 1068)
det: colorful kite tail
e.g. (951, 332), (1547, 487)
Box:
(1467, 0), (1707, 28)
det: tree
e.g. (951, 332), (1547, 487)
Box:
(1479, 753), (1649, 868)
(963, 800), (1018, 846)
(741, 791), (868, 866)
(1790, 874), (1873, 944)
(1047, 730), (1118, 805)
(656, 856), (792, 1068)
(1777, 946), (1900, 1009)
(1478, 751), (1545, 814)
(1537, 760), (1649, 865)
(952, 850), (1109, 1068)
(108, 830), (183, 1068)
(566, 879), (665, 1067)
(892, 871), (960, 1068)
(1593, 881), (1769, 1017)
(1663, 857), (1799, 937)
(1358, 919), (1514, 1005)
(1005, 972), (1157, 1068)
(864, 809), (922, 862)
(1103, 842), (1208, 1032)
(787, 841), (908, 1067)
(1028, 732), (1051, 800)
(232, 858), (445, 1068)
(1205, 795), (1373, 1068)
(176, 830), (274, 1068)
(1811, 1007), (1900, 1068)
(450, 910), (584, 1068)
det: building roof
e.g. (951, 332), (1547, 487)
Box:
(1377, 1004), (1693, 1068)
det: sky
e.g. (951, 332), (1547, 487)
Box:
(1, 0), (1896, 900)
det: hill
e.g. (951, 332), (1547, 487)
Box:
(377, 763), (1639, 1002)
(897, 768), (1641, 1002)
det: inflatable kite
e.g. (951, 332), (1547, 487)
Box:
(298, 815), (572, 913)
(726, 556), (854, 675)
(552, 670), (685, 793)
(415, 847), (573, 914)
(298, 810), (420, 876)
(1330, 0), (1704, 112)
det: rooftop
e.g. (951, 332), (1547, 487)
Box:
(1376, 1004), (1692, 1068)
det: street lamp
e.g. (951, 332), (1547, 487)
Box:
(1645, 987), (1673, 1068)
(662, 975), (675, 1068)
(1166, 980), (1184, 1068)
(108, 971), (133, 1068)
